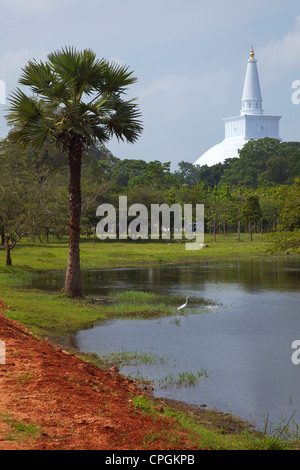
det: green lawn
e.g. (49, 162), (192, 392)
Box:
(0, 232), (278, 272)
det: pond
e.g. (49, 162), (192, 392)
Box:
(30, 257), (300, 432)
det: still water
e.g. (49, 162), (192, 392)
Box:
(31, 258), (300, 431)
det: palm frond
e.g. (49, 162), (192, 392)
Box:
(19, 59), (73, 104)
(99, 61), (138, 95)
(7, 88), (42, 123)
(8, 119), (53, 149)
(6, 46), (143, 149)
(6, 89), (58, 148)
(104, 97), (143, 143)
(48, 46), (107, 102)
(19, 60), (53, 93)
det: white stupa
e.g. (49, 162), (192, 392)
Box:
(194, 47), (281, 167)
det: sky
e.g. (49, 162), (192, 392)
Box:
(0, 0), (300, 170)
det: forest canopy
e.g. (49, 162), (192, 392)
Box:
(0, 135), (299, 261)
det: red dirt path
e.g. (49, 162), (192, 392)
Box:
(0, 299), (200, 450)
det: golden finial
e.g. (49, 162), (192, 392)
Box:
(250, 46), (255, 61)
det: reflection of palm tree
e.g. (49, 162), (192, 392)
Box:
(7, 47), (143, 297)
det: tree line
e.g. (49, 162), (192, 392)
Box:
(1, 134), (299, 264)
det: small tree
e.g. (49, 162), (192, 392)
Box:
(0, 174), (29, 265)
(242, 194), (262, 241)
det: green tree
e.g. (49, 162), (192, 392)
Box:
(199, 161), (231, 188)
(128, 161), (176, 189)
(205, 186), (234, 241)
(221, 138), (300, 187)
(242, 194), (262, 241)
(6, 46), (142, 297)
(107, 159), (148, 188)
(174, 161), (202, 186)
(278, 180), (300, 231)
(0, 170), (31, 265)
(0, 188), (24, 265)
(255, 185), (283, 232)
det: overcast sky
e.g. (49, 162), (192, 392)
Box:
(1, 0), (300, 169)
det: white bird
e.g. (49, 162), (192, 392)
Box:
(177, 297), (189, 310)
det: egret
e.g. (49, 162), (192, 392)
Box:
(177, 297), (189, 310)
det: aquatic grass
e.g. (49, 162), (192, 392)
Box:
(125, 370), (153, 385)
(261, 411), (300, 443)
(108, 290), (215, 314)
(101, 349), (169, 366)
(101, 300), (174, 318)
(110, 290), (186, 306)
(111, 290), (164, 303)
(118, 290), (214, 306)
(158, 369), (208, 388)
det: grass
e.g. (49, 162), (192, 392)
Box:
(158, 369), (208, 388)
(0, 412), (41, 443)
(101, 349), (169, 366)
(0, 232), (284, 273)
(100, 349), (209, 390)
(132, 395), (290, 450)
(261, 411), (300, 442)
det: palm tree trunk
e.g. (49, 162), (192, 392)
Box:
(64, 137), (83, 297)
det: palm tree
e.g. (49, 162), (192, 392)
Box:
(6, 46), (142, 297)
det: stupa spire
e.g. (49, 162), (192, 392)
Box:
(193, 46), (281, 168)
(240, 46), (263, 115)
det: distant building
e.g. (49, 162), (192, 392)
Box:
(194, 47), (281, 167)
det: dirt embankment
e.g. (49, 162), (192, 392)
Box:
(0, 299), (202, 450)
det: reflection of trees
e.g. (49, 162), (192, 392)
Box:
(31, 259), (300, 295)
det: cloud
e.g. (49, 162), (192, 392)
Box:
(259, 15), (300, 79)
(0, 50), (31, 83)
(2, 0), (50, 10)
(0, 49), (49, 87)
(138, 69), (234, 124)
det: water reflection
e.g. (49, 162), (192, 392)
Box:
(29, 257), (300, 432)
(30, 257), (300, 297)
